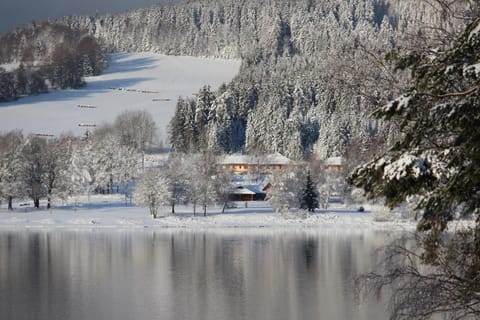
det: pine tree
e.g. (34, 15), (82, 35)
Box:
(349, 16), (480, 230)
(300, 172), (319, 212)
(349, 15), (480, 319)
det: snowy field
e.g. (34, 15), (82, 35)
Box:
(0, 194), (423, 231)
(0, 53), (241, 139)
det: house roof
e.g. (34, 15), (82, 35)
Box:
(264, 153), (293, 165)
(324, 156), (343, 166)
(219, 154), (250, 165)
(219, 153), (292, 166)
(231, 186), (256, 195)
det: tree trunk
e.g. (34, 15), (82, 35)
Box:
(171, 202), (175, 214)
(203, 204), (207, 217)
(34, 198), (40, 208)
(47, 197), (51, 209)
(150, 206), (157, 219)
(7, 196), (13, 210)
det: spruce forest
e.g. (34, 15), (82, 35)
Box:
(1, 0), (469, 160)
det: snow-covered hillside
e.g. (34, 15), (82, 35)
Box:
(0, 53), (240, 140)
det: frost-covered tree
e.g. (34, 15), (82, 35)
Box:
(0, 130), (24, 210)
(134, 168), (169, 219)
(43, 136), (74, 209)
(19, 136), (47, 208)
(213, 166), (234, 213)
(114, 110), (157, 154)
(164, 155), (190, 214)
(65, 140), (89, 207)
(185, 153), (218, 216)
(317, 168), (345, 209)
(85, 131), (139, 195)
(267, 167), (305, 216)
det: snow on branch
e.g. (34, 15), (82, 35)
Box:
(382, 153), (429, 181)
(382, 94), (412, 113)
(468, 21), (480, 41)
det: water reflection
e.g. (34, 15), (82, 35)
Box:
(0, 229), (400, 320)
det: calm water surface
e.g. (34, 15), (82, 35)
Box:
(0, 229), (399, 320)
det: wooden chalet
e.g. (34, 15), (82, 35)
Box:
(219, 153), (293, 175)
(324, 157), (344, 172)
(229, 185), (267, 202)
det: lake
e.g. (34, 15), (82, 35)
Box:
(0, 229), (399, 320)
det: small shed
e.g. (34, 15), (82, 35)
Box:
(230, 186), (256, 202)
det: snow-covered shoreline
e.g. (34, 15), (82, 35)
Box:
(0, 194), (421, 231)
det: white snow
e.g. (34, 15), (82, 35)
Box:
(384, 94), (411, 113)
(0, 52), (241, 140)
(464, 62), (480, 76)
(219, 153), (292, 165)
(468, 22), (480, 41)
(0, 62), (21, 72)
(383, 153), (428, 180)
(0, 194), (421, 231)
(232, 187), (257, 195)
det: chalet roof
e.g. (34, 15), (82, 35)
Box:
(324, 156), (343, 166)
(264, 153), (293, 165)
(219, 154), (250, 165)
(219, 153), (292, 165)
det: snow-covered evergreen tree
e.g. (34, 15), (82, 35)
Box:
(349, 11), (480, 319)
(300, 172), (319, 212)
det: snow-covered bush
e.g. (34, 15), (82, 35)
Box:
(133, 168), (169, 218)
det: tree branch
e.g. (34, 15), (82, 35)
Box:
(419, 85), (480, 99)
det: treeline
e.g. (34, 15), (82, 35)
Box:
(0, 110), (157, 210)
(0, 22), (106, 102)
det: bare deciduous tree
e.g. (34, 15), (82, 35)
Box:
(0, 130), (24, 210)
(357, 230), (480, 320)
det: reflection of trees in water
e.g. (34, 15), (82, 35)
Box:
(301, 237), (318, 270)
(357, 231), (480, 320)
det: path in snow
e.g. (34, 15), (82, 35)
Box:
(0, 53), (241, 140)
